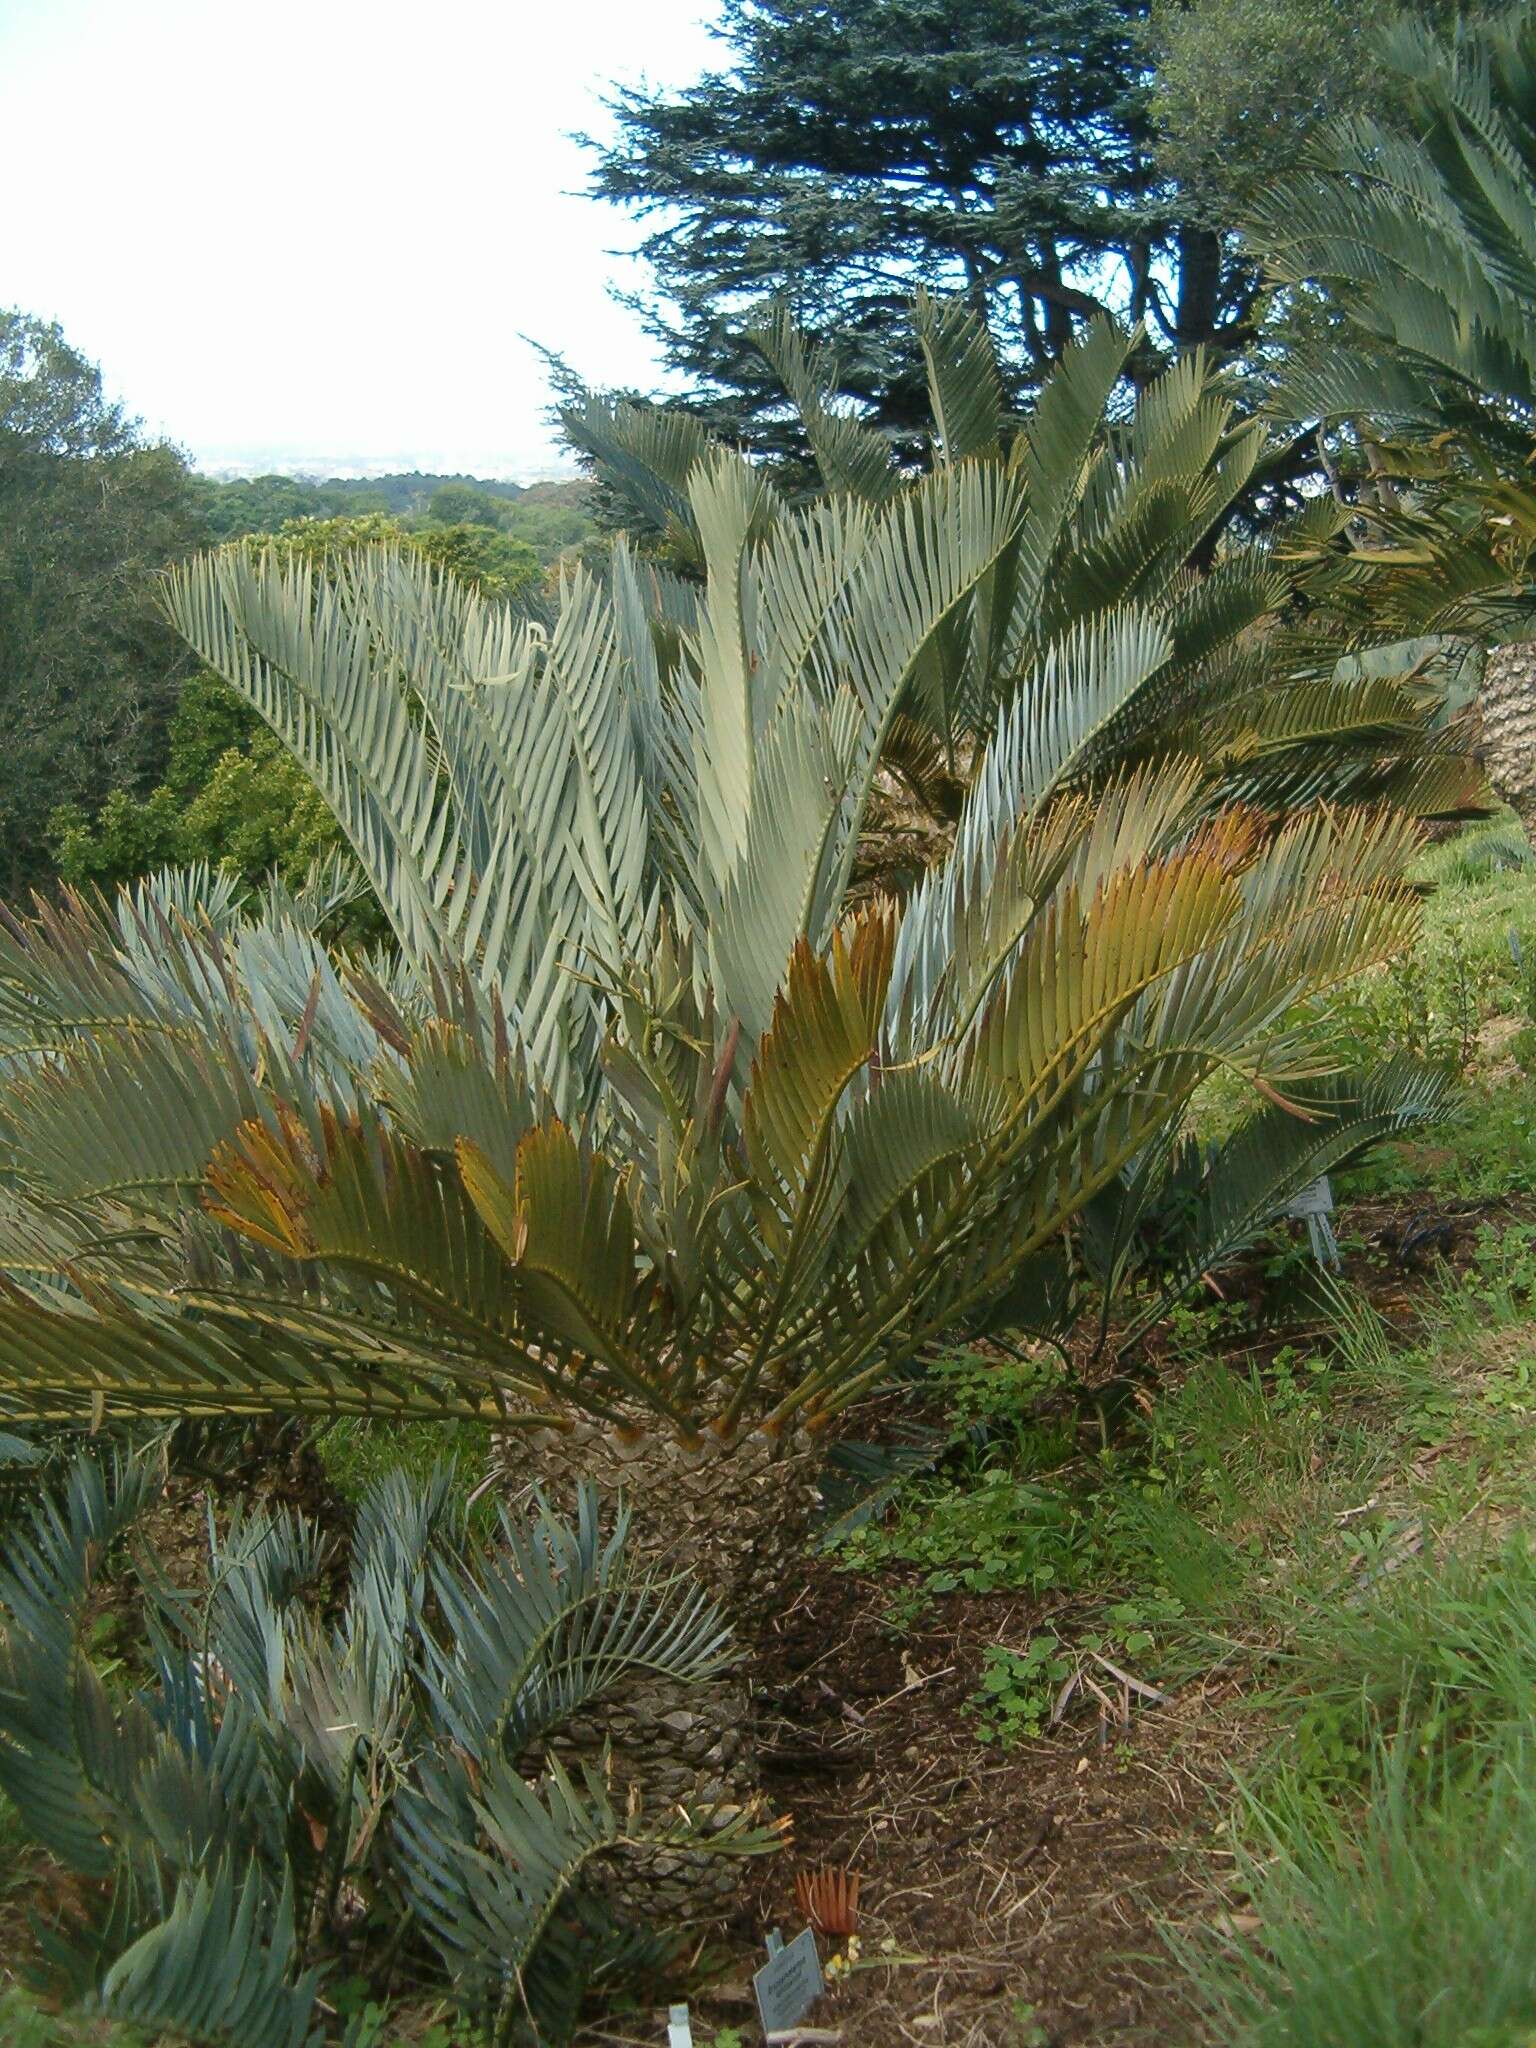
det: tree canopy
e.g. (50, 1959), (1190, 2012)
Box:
(585, 0), (1245, 448)
(581, 0), (1458, 472)
(1146, 0), (1462, 224)
(0, 311), (204, 894)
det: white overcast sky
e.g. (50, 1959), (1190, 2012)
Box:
(0, 0), (722, 477)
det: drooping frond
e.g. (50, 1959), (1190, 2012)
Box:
(0, 1448), (166, 1875)
(0, 1452), (758, 2047)
(1084, 1057), (1462, 1350)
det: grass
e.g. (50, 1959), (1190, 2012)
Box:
(310, 1415), (498, 1530)
(1167, 816), (1536, 2043)
(1334, 817), (1536, 1196)
(1261, 1533), (1536, 1794)
(0, 1993), (145, 2048)
(838, 1229), (1536, 2027)
(1181, 1734), (1536, 2047)
(826, 824), (1536, 2035)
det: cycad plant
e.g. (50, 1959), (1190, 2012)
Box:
(1079, 1055), (1460, 1360)
(1246, 1), (1536, 837)
(565, 299), (1484, 833)
(0, 1450), (770, 2048)
(0, 459), (1435, 1614)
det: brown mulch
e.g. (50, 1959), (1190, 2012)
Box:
(727, 1567), (1249, 2048)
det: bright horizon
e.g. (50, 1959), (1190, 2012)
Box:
(0, 0), (722, 479)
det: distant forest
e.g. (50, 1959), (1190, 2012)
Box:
(190, 469), (593, 560)
(0, 306), (599, 897)
(36, 461), (596, 899)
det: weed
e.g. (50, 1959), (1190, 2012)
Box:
(1336, 923), (1480, 1071)
(928, 1345), (1075, 1470)
(836, 1465), (1086, 1597)
(310, 1418), (496, 1529)
(974, 1588), (1188, 1746)
(0, 1990), (146, 2046)
(878, 1583), (935, 1637)
(1004, 2000), (1050, 2047)
(974, 1637), (1073, 1744)
(1154, 1294), (1254, 1369)
(1093, 1488), (1244, 1614)
(1430, 1222), (1536, 1341)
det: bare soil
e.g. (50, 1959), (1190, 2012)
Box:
(737, 1569), (1246, 2047)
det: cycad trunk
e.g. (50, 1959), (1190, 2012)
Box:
(526, 1417), (825, 1623)
(1478, 640), (1536, 845)
(515, 1419), (824, 1916)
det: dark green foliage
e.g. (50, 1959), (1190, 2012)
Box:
(0, 1456), (772, 2048)
(47, 671), (346, 900)
(321, 472), (526, 517)
(249, 513), (542, 603)
(188, 474), (392, 539)
(1147, 0), (1461, 224)
(0, 311), (205, 895)
(195, 471), (594, 566)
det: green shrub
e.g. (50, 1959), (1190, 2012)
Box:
(48, 671), (347, 902)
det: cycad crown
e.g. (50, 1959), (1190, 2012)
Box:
(0, 297), (1471, 1443)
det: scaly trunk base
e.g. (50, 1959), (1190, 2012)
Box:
(1477, 640), (1536, 848)
(506, 1419), (823, 1918)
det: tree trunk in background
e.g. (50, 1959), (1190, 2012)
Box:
(1478, 640), (1536, 846)
(511, 1420), (825, 1917)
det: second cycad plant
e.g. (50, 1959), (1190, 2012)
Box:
(0, 1453), (771, 2048)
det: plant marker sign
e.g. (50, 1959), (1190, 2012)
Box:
(754, 1926), (823, 2038)
(1286, 1174), (1341, 1268)
(668, 2004), (694, 2047)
